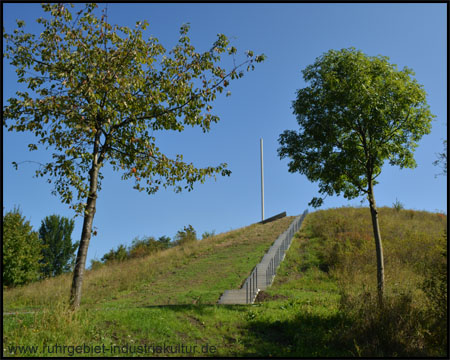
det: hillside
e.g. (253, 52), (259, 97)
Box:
(3, 207), (447, 357)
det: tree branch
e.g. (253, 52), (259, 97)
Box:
(379, 106), (412, 146)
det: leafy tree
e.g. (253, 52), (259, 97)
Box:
(3, 207), (43, 287)
(101, 244), (128, 263)
(278, 48), (434, 304)
(3, 4), (265, 309)
(39, 214), (79, 277)
(174, 224), (197, 246)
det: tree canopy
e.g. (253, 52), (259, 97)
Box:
(3, 207), (43, 287)
(3, 3), (265, 215)
(279, 47), (434, 208)
(39, 214), (78, 277)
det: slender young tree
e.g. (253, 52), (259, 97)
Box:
(3, 3), (265, 309)
(278, 48), (434, 305)
(39, 214), (78, 277)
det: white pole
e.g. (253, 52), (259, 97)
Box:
(260, 138), (264, 221)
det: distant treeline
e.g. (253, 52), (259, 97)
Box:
(3, 206), (215, 287)
(90, 225), (215, 269)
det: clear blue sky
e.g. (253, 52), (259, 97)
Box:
(3, 3), (447, 266)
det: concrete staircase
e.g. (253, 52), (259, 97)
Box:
(218, 210), (308, 305)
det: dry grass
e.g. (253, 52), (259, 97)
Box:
(4, 216), (294, 310)
(299, 206), (447, 357)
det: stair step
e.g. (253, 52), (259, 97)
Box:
(217, 210), (308, 305)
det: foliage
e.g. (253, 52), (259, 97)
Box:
(202, 230), (216, 239)
(94, 234), (172, 265)
(101, 244), (128, 263)
(278, 47), (434, 208)
(157, 235), (172, 249)
(174, 224), (197, 246)
(128, 235), (163, 259)
(3, 207), (43, 287)
(433, 139), (447, 177)
(89, 259), (104, 271)
(338, 290), (427, 357)
(420, 230), (447, 354)
(38, 214), (79, 277)
(3, 2), (265, 308)
(392, 198), (404, 212)
(3, 3), (266, 215)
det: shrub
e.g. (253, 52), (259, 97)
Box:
(202, 230), (215, 239)
(157, 235), (172, 249)
(392, 198), (404, 212)
(173, 225), (197, 246)
(337, 290), (427, 357)
(420, 230), (447, 355)
(101, 244), (128, 263)
(128, 236), (162, 259)
(89, 259), (104, 271)
(300, 207), (447, 356)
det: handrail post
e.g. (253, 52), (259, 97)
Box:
(256, 267), (258, 295)
(253, 270), (256, 298)
(246, 281), (248, 304)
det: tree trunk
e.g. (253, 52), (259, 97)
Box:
(69, 139), (101, 310)
(367, 182), (385, 306)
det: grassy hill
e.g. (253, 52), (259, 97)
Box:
(3, 207), (447, 357)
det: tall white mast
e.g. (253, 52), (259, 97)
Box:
(260, 138), (265, 221)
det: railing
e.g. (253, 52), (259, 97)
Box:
(245, 267), (258, 304)
(266, 209), (308, 287)
(218, 209), (308, 305)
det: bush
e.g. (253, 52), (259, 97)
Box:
(201, 230), (215, 239)
(128, 236), (162, 259)
(420, 230), (447, 355)
(299, 207), (447, 356)
(157, 235), (172, 249)
(89, 259), (104, 270)
(101, 244), (128, 263)
(392, 198), (404, 212)
(337, 290), (427, 357)
(173, 225), (197, 246)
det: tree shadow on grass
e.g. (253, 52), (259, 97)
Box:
(240, 311), (353, 357)
(140, 303), (249, 316)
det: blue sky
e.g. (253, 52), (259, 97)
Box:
(3, 3), (447, 266)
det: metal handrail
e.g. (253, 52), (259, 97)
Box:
(265, 210), (308, 288)
(245, 266), (258, 304)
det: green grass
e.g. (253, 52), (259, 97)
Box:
(3, 207), (447, 357)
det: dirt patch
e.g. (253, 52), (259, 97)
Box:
(255, 291), (289, 303)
